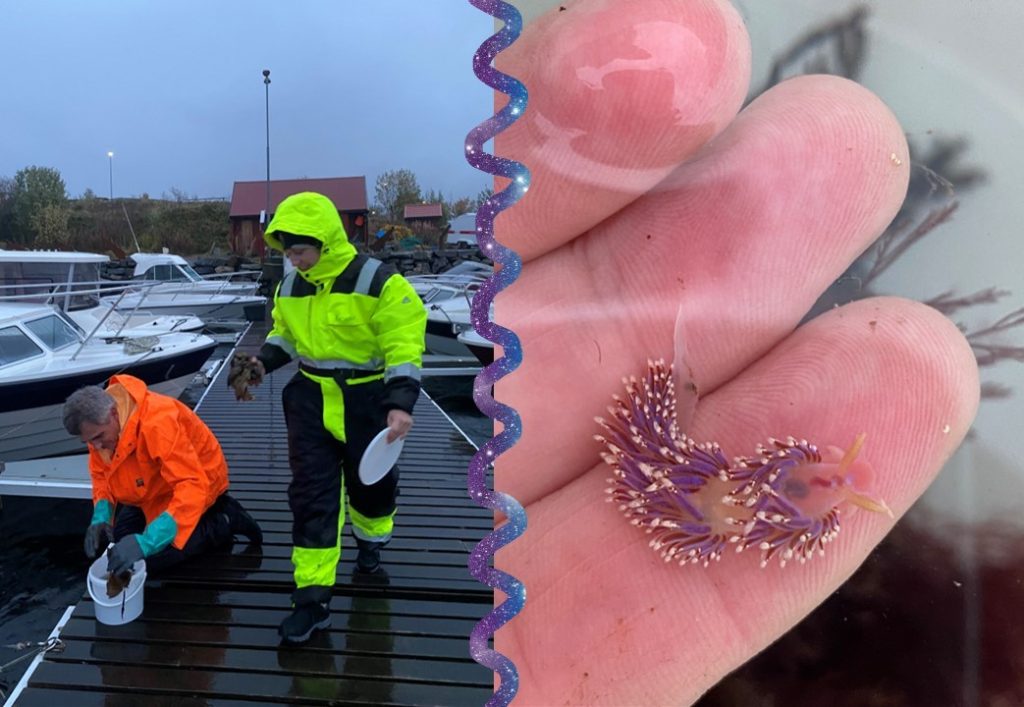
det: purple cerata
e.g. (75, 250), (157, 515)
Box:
(595, 359), (893, 569)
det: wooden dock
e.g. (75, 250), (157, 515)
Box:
(8, 326), (494, 706)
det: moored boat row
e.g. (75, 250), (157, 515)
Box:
(0, 249), (267, 463)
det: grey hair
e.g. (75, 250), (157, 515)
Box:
(62, 385), (115, 435)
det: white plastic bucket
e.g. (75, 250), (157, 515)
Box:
(87, 551), (147, 625)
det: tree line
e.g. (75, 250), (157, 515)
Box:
(372, 168), (492, 225)
(0, 165), (493, 255)
(0, 165), (232, 255)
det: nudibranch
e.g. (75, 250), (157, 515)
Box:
(595, 359), (893, 569)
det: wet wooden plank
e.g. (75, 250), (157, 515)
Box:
(13, 690), (262, 707)
(112, 586), (489, 620)
(50, 639), (485, 685)
(12, 322), (495, 705)
(58, 614), (477, 662)
(24, 662), (489, 706)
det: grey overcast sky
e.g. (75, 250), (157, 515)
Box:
(1, 1), (494, 203)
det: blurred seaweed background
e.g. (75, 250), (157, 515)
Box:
(697, 5), (1024, 706)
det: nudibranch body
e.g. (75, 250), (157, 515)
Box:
(596, 360), (892, 569)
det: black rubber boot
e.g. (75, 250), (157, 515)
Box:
(278, 601), (330, 644)
(355, 538), (385, 574)
(222, 494), (263, 545)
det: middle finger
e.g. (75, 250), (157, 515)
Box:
(498, 74), (910, 507)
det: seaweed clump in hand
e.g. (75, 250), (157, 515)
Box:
(227, 352), (264, 401)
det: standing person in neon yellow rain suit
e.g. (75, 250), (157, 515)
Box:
(249, 192), (426, 644)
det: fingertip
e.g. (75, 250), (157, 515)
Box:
(497, 0), (753, 259)
(882, 296), (981, 452)
(784, 73), (911, 191)
(804, 297), (980, 503)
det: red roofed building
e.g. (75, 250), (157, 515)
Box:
(229, 177), (370, 256)
(403, 203), (443, 220)
(403, 203), (444, 241)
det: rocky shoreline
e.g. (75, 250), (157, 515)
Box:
(100, 245), (491, 296)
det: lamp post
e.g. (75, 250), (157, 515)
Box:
(263, 69), (271, 230)
(107, 151), (114, 200)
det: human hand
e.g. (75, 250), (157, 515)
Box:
(83, 521), (113, 559)
(493, 1), (980, 704)
(386, 409), (413, 443)
(106, 534), (145, 576)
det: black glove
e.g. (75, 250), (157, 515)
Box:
(84, 522), (113, 559)
(106, 535), (145, 575)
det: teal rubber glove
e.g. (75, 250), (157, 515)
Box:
(105, 510), (178, 574)
(136, 511), (178, 557)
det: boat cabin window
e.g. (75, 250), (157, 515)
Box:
(141, 262), (202, 283)
(421, 287), (446, 304)
(0, 260), (102, 311)
(142, 264), (177, 281)
(24, 314), (81, 351)
(0, 326), (44, 367)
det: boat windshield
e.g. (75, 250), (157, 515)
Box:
(178, 263), (204, 282)
(420, 287), (449, 304)
(0, 325), (44, 367)
(24, 313), (82, 351)
(142, 262), (203, 283)
(446, 261), (491, 277)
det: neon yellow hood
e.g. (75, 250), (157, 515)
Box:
(264, 191), (357, 282)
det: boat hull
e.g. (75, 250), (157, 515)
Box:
(425, 319), (474, 357)
(0, 342), (216, 462)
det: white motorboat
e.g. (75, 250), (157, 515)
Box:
(100, 252), (265, 321)
(0, 250), (205, 338)
(69, 300), (205, 339)
(457, 327), (494, 366)
(409, 261), (493, 357)
(408, 260), (492, 305)
(0, 301), (217, 462)
(425, 295), (474, 357)
(424, 294), (498, 360)
(126, 252), (261, 297)
(106, 287), (266, 322)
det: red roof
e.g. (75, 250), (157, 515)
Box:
(404, 203), (443, 219)
(230, 177), (368, 217)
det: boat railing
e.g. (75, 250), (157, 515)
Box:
(200, 269), (262, 283)
(0, 279), (168, 345)
(406, 273), (489, 288)
(138, 276), (260, 298)
(410, 273), (487, 307)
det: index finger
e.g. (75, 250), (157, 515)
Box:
(495, 0), (751, 261)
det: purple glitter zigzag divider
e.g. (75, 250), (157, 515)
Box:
(464, 1), (529, 705)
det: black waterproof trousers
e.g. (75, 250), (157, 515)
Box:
(112, 494), (235, 574)
(282, 371), (399, 606)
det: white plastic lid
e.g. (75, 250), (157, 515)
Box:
(358, 428), (404, 485)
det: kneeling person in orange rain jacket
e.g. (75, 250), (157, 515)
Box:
(62, 374), (263, 576)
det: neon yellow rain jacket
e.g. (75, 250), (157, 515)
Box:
(257, 192), (426, 435)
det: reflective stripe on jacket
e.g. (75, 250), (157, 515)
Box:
(260, 192), (426, 413)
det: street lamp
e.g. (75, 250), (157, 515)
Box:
(107, 151), (114, 200)
(263, 69), (271, 229)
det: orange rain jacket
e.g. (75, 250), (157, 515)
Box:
(88, 374), (229, 549)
